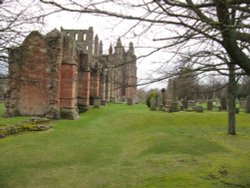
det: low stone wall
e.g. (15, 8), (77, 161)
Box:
(0, 117), (52, 138)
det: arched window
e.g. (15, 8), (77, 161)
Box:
(75, 33), (79, 40)
(83, 33), (87, 41)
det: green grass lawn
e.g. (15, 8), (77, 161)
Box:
(0, 103), (250, 188)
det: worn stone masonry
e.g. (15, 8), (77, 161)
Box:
(4, 27), (137, 119)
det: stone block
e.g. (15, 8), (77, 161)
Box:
(101, 100), (106, 106)
(78, 104), (88, 113)
(60, 108), (79, 119)
(93, 98), (101, 108)
(193, 106), (203, 112)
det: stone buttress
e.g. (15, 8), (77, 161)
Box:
(5, 27), (138, 119)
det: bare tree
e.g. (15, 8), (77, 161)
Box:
(39, 0), (250, 74)
(0, 0), (59, 73)
(174, 50), (241, 135)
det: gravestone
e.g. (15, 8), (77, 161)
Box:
(188, 101), (196, 109)
(220, 96), (227, 110)
(161, 88), (166, 106)
(166, 79), (179, 112)
(193, 106), (203, 112)
(182, 99), (188, 110)
(169, 102), (179, 112)
(150, 98), (157, 111)
(127, 98), (133, 105)
(239, 99), (246, 109)
(166, 79), (173, 109)
(93, 98), (101, 108)
(207, 100), (213, 111)
(246, 95), (250, 113)
(101, 100), (106, 106)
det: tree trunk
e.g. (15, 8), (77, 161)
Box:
(227, 63), (237, 135)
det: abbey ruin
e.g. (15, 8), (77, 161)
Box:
(4, 27), (137, 119)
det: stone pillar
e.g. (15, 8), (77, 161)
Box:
(161, 88), (166, 106)
(60, 64), (79, 119)
(60, 35), (79, 119)
(110, 74), (116, 102)
(166, 79), (173, 108)
(115, 82), (119, 101)
(78, 53), (90, 112)
(124, 41), (137, 104)
(99, 40), (103, 55)
(125, 83), (134, 105)
(166, 79), (178, 112)
(93, 72), (100, 97)
(90, 66), (100, 105)
(99, 73), (106, 105)
(105, 76), (111, 102)
(94, 35), (99, 55)
(46, 30), (63, 119)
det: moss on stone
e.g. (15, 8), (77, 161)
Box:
(0, 117), (52, 139)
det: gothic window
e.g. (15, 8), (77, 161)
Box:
(75, 33), (79, 40)
(83, 33), (87, 41)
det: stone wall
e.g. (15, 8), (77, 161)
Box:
(5, 30), (62, 118)
(77, 52), (90, 112)
(5, 27), (137, 119)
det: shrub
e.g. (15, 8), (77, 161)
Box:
(146, 91), (159, 108)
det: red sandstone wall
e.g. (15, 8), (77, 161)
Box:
(78, 53), (90, 111)
(5, 29), (138, 118)
(18, 33), (50, 116)
(5, 30), (62, 118)
(59, 35), (79, 119)
(90, 71), (100, 97)
(60, 64), (78, 108)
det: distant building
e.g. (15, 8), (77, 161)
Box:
(4, 27), (137, 119)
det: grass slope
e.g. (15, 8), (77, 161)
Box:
(0, 103), (250, 188)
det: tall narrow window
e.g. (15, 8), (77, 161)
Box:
(83, 33), (87, 41)
(75, 33), (79, 40)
